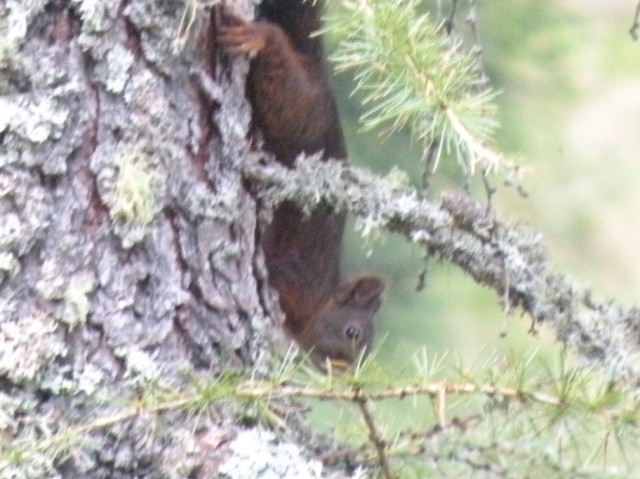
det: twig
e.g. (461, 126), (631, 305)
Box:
(415, 246), (432, 291)
(353, 388), (397, 479)
(501, 254), (511, 315)
(445, 0), (459, 34)
(466, 0), (490, 88)
(421, 138), (440, 194)
(436, 382), (447, 427)
(481, 168), (496, 206)
(321, 414), (481, 465)
(630, 1), (640, 40)
(235, 380), (566, 409)
(389, 414), (483, 458)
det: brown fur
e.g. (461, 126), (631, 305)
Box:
(218, 1), (384, 368)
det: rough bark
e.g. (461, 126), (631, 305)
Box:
(0, 0), (303, 477)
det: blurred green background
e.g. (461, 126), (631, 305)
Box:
(326, 0), (640, 380)
(291, 2), (640, 460)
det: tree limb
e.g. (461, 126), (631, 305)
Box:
(630, 0), (640, 40)
(242, 154), (640, 383)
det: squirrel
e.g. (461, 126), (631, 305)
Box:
(217, 0), (385, 369)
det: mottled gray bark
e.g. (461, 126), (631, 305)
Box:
(0, 0), (300, 477)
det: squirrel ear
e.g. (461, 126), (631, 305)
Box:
(336, 276), (385, 309)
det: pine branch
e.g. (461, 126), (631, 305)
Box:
(326, 0), (514, 178)
(4, 362), (636, 477)
(242, 152), (640, 383)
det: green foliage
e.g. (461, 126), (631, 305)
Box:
(326, 0), (514, 178)
(325, 1), (640, 476)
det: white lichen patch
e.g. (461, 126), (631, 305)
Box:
(4, 0), (46, 45)
(72, 0), (115, 33)
(0, 311), (66, 383)
(62, 272), (96, 327)
(35, 257), (67, 300)
(219, 428), (323, 479)
(76, 363), (106, 395)
(0, 251), (19, 278)
(0, 39), (20, 90)
(383, 166), (411, 189)
(124, 70), (173, 131)
(0, 95), (69, 143)
(394, 191), (420, 216)
(410, 230), (432, 243)
(354, 213), (385, 242)
(119, 347), (162, 381)
(0, 212), (24, 250)
(0, 392), (23, 432)
(100, 44), (135, 94)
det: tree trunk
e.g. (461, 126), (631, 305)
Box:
(1, 0), (298, 477)
(7, 1), (639, 477)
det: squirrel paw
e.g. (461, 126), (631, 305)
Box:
(217, 8), (277, 58)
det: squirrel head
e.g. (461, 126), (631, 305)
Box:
(298, 276), (385, 370)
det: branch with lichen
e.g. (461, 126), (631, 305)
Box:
(241, 152), (640, 383)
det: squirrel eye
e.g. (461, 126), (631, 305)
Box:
(345, 326), (360, 341)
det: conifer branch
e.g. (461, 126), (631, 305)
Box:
(4, 364), (636, 477)
(326, 0), (515, 178)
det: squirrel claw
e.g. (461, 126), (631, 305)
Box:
(217, 26), (266, 56)
(217, 7), (270, 57)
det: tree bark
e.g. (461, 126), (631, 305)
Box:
(0, 0), (299, 477)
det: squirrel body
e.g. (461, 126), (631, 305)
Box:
(218, 0), (384, 368)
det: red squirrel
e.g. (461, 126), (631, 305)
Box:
(218, 0), (385, 369)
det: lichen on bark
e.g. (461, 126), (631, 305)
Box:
(1, 0), (284, 477)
